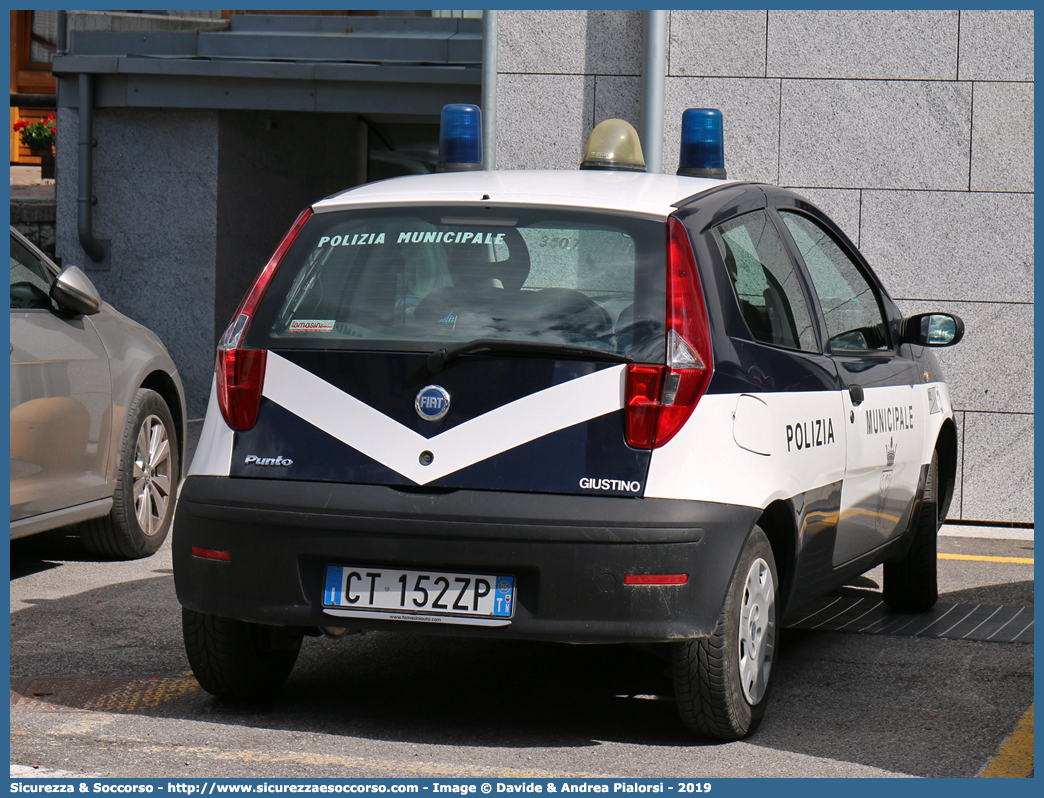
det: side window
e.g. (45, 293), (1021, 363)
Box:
(780, 212), (890, 352)
(711, 210), (818, 352)
(10, 235), (55, 310)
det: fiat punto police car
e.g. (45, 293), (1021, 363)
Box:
(173, 106), (963, 740)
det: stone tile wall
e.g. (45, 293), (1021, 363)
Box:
(497, 9), (1034, 524)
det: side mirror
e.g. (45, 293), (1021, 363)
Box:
(50, 265), (102, 316)
(899, 313), (964, 347)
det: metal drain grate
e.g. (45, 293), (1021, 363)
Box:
(10, 677), (211, 715)
(787, 597), (1034, 643)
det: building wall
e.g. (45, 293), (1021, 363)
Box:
(55, 107), (220, 422)
(496, 9), (1034, 525)
(10, 198), (56, 258)
(55, 107), (366, 420)
(215, 110), (363, 339)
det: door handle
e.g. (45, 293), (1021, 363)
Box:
(849, 385), (865, 406)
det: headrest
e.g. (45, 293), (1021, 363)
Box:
(447, 227), (530, 292)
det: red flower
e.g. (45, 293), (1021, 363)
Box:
(50, 127), (56, 135)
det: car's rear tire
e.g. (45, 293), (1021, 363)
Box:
(672, 526), (777, 740)
(81, 388), (178, 559)
(183, 608), (302, 701)
(883, 451), (940, 611)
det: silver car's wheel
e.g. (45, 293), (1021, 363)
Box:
(132, 412), (174, 538)
(82, 388), (179, 559)
(673, 526), (778, 740)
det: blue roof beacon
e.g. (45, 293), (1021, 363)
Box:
(436, 103), (484, 172)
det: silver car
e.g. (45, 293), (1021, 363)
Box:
(10, 226), (186, 558)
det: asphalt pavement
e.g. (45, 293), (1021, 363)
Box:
(9, 420), (1033, 779)
(9, 351), (1033, 780)
(8, 526), (1033, 779)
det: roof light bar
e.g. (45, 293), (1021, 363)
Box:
(678, 108), (726, 179)
(437, 104), (484, 172)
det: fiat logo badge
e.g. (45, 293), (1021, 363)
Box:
(415, 385), (451, 422)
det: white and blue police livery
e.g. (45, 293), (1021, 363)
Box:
(174, 105), (963, 740)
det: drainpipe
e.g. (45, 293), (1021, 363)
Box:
(481, 10), (498, 170)
(77, 72), (109, 268)
(57, 10), (67, 55)
(640, 10), (667, 174)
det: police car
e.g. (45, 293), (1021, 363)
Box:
(173, 105), (963, 740)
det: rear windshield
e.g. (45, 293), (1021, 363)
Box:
(247, 206), (667, 361)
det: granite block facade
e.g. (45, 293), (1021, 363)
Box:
(971, 81), (1035, 192)
(859, 190), (1033, 303)
(498, 9), (641, 76)
(669, 11), (767, 79)
(497, 74), (595, 171)
(960, 412), (1034, 523)
(767, 10), (959, 80)
(497, 9), (1034, 523)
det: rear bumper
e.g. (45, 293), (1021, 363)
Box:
(172, 476), (759, 643)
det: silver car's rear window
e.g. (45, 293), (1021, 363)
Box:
(247, 206), (667, 361)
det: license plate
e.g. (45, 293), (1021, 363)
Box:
(322, 565), (515, 627)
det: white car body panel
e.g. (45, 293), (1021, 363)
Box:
(314, 170), (733, 218)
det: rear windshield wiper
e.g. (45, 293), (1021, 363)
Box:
(427, 338), (632, 373)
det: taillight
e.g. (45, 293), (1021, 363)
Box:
(216, 339), (267, 431)
(625, 217), (713, 449)
(216, 207), (312, 431)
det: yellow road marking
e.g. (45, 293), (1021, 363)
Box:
(939, 553), (1034, 565)
(980, 704), (1034, 778)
